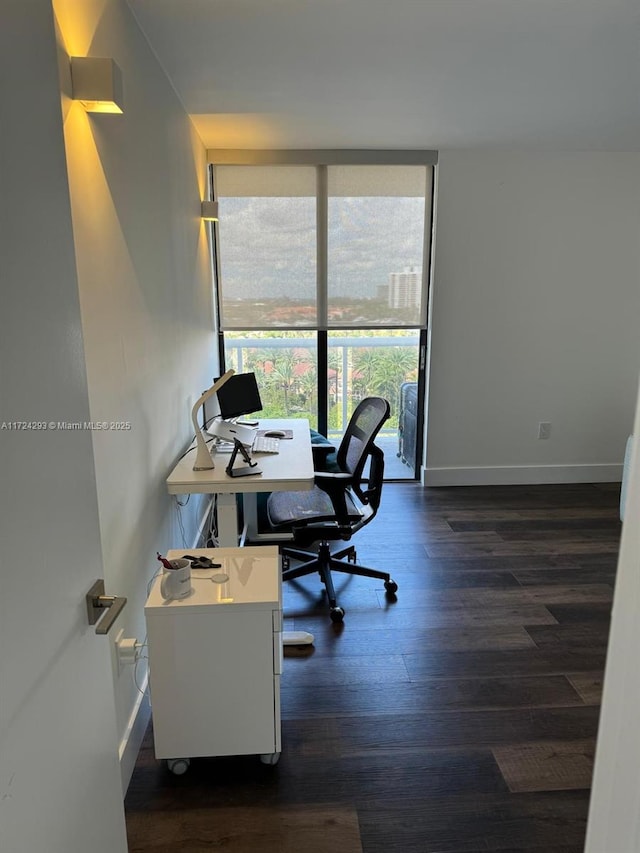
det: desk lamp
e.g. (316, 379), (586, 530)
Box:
(190, 370), (234, 471)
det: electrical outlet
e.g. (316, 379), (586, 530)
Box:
(538, 421), (551, 440)
(115, 632), (138, 673)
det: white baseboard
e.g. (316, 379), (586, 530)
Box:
(422, 463), (623, 487)
(119, 673), (151, 796)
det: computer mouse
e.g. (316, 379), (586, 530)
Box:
(264, 430), (286, 438)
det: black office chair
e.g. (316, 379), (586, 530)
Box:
(267, 397), (398, 623)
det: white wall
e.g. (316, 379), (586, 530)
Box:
(425, 151), (640, 485)
(585, 375), (640, 851)
(53, 0), (218, 788)
(0, 1), (127, 849)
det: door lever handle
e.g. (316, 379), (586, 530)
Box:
(86, 579), (127, 635)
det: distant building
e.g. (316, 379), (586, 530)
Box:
(388, 267), (421, 309)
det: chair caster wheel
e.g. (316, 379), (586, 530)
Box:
(330, 606), (345, 623)
(167, 758), (190, 775)
(259, 752), (280, 766)
(384, 579), (398, 594)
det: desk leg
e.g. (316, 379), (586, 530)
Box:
(216, 493), (239, 547)
(243, 494), (258, 542)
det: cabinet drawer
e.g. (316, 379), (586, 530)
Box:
(147, 608), (277, 759)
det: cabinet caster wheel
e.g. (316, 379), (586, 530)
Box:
(384, 579), (398, 595)
(260, 752), (280, 765)
(330, 606), (345, 623)
(167, 758), (190, 775)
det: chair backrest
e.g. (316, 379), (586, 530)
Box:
(270, 397), (390, 547)
(337, 397), (390, 506)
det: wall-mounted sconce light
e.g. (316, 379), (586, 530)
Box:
(70, 57), (124, 114)
(201, 200), (219, 221)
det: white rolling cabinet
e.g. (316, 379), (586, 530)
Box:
(144, 546), (282, 773)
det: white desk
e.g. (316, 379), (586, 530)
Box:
(166, 418), (314, 546)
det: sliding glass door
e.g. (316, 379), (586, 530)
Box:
(213, 160), (433, 479)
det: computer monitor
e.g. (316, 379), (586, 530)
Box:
(203, 371), (263, 427)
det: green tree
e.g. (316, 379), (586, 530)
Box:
(365, 347), (417, 422)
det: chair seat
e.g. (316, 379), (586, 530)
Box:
(268, 485), (362, 528)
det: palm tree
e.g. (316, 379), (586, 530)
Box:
(366, 347), (417, 421)
(268, 349), (311, 415)
(351, 347), (380, 400)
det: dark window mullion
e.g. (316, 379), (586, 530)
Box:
(317, 330), (328, 436)
(317, 165), (329, 435)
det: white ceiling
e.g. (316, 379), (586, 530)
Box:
(128, 0), (640, 150)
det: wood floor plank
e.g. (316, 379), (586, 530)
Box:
(362, 569), (524, 590)
(295, 603), (560, 632)
(284, 625), (537, 657)
(281, 653), (411, 687)
(449, 517), (621, 532)
(513, 567), (617, 586)
(253, 747), (509, 800)
(402, 648), (608, 681)
(389, 552), (619, 573)
(357, 791), (591, 853)
(444, 508), (619, 522)
(327, 706), (601, 753)
(126, 805), (363, 853)
(546, 603), (613, 624)
(495, 528), (621, 542)
(463, 584), (614, 605)
(566, 672), (604, 705)
(363, 584), (613, 612)
(493, 740), (595, 792)
(425, 540), (619, 557)
(524, 623), (610, 649)
(280, 675), (585, 718)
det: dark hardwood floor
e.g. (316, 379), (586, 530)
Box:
(125, 482), (621, 852)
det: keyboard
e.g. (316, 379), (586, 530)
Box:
(252, 435), (280, 454)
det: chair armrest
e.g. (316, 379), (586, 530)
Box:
(314, 470), (353, 491)
(313, 470), (354, 525)
(312, 443), (337, 466)
(353, 444), (384, 508)
(310, 428), (337, 470)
